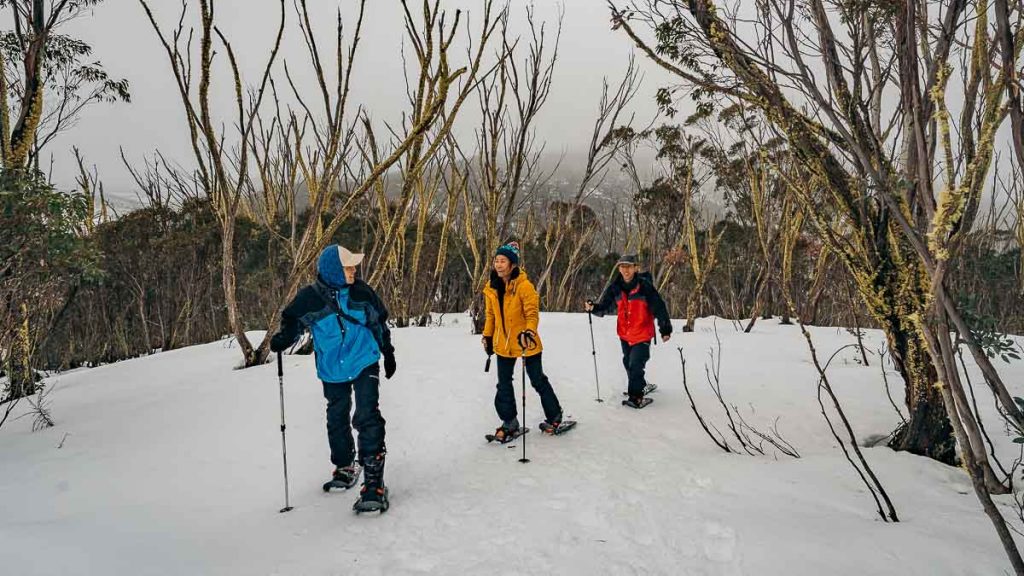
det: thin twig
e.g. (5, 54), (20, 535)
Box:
(958, 347), (1012, 486)
(878, 345), (907, 425)
(679, 349), (734, 453)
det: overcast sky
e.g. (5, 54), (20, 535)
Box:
(28, 0), (673, 198)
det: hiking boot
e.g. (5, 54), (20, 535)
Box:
(353, 453), (389, 513)
(332, 464), (361, 486)
(323, 463), (361, 492)
(492, 418), (521, 442)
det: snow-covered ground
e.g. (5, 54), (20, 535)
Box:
(1, 314), (1021, 575)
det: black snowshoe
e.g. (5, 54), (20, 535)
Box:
(353, 454), (389, 514)
(622, 395), (653, 409)
(322, 463), (361, 492)
(538, 417), (577, 436)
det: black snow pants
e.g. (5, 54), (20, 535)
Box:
(494, 353), (562, 424)
(322, 363), (385, 467)
(620, 339), (651, 398)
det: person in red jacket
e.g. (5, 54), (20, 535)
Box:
(586, 254), (672, 408)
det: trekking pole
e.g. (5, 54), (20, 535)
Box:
(588, 311), (604, 403)
(277, 352), (294, 513)
(519, 346), (530, 464)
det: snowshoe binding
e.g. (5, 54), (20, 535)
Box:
(353, 454), (389, 514)
(322, 463), (361, 492)
(539, 416), (577, 436)
(486, 419), (529, 444)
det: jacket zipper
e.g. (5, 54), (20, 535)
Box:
(498, 278), (514, 351)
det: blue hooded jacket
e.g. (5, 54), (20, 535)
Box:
(276, 245), (393, 383)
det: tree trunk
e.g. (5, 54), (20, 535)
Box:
(684, 290), (698, 332)
(220, 219), (255, 366)
(471, 292), (486, 335)
(885, 321), (957, 464)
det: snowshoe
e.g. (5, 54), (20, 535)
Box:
(622, 382), (658, 396)
(622, 395), (653, 409)
(539, 419), (577, 436)
(322, 463), (361, 492)
(486, 419), (529, 444)
(353, 485), (390, 514)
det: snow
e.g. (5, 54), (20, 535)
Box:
(1, 314), (1021, 575)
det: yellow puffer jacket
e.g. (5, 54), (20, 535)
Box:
(483, 267), (544, 358)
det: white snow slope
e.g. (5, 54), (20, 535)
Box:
(1, 314), (1022, 576)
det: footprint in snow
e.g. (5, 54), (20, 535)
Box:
(701, 521), (740, 565)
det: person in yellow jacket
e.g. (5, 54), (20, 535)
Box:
(482, 241), (568, 442)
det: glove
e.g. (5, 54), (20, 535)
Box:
(269, 332), (292, 353)
(383, 351), (397, 379)
(482, 336), (494, 356)
(585, 299), (595, 312)
(517, 329), (538, 350)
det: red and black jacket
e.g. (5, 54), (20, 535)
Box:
(591, 272), (672, 345)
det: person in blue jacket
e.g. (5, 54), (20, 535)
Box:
(270, 244), (396, 512)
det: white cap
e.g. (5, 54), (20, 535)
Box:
(339, 246), (365, 267)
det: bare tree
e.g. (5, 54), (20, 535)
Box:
(653, 126), (723, 331)
(139, 0), (285, 367)
(364, 0), (506, 293)
(142, 0), (502, 365)
(534, 56), (641, 296)
(459, 6), (560, 331)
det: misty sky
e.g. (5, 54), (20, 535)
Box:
(27, 0), (674, 199)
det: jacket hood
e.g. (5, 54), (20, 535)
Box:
(317, 244), (348, 289)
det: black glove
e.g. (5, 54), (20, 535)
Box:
(383, 351), (397, 379)
(517, 329), (538, 350)
(483, 336), (494, 356)
(269, 332), (292, 353)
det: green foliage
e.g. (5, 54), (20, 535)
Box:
(1013, 398), (1024, 445)
(0, 169), (91, 276)
(0, 32), (130, 104)
(0, 0), (129, 163)
(656, 86), (678, 118)
(1, 169), (94, 399)
(957, 293), (1021, 363)
(654, 17), (699, 72)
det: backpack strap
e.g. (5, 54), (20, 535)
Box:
(313, 280), (367, 328)
(313, 279), (387, 352)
